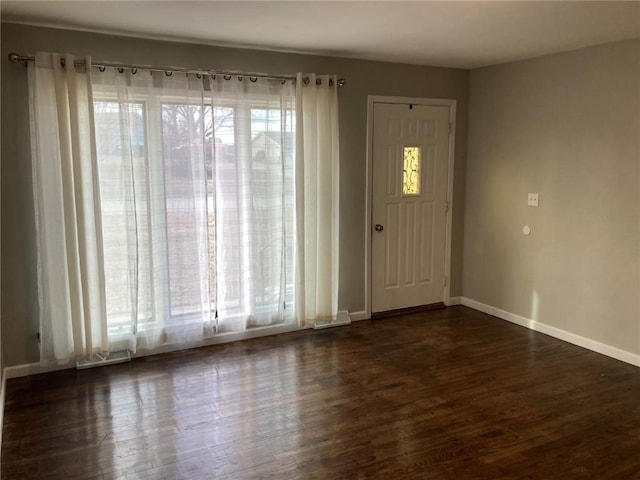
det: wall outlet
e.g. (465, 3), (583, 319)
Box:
(528, 193), (539, 207)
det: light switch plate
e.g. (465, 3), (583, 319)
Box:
(528, 193), (539, 207)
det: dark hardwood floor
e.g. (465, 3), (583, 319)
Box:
(3, 306), (640, 479)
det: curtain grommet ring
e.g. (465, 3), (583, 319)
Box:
(303, 77), (310, 85)
(98, 66), (106, 72)
(117, 67), (124, 74)
(131, 68), (137, 74)
(249, 76), (257, 83)
(316, 78), (322, 86)
(165, 71), (173, 77)
(223, 74), (231, 81)
(238, 76), (243, 81)
(196, 73), (202, 79)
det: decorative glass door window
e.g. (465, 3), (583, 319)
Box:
(402, 146), (421, 196)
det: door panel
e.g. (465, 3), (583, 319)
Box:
(372, 103), (450, 313)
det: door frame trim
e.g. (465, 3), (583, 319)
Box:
(365, 95), (457, 316)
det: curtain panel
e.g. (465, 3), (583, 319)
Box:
(295, 73), (340, 325)
(91, 67), (215, 352)
(208, 76), (296, 331)
(29, 53), (108, 364)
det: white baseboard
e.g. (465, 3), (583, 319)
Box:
(2, 312), (371, 380)
(446, 296), (462, 306)
(349, 310), (370, 321)
(4, 361), (69, 379)
(461, 297), (640, 367)
(0, 368), (6, 452)
(4, 323), (312, 379)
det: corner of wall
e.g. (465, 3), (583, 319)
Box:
(446, 296), (462, 306)
(461, 297), (640, 368)
(462, 39), (640, 366)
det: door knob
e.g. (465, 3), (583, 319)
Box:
(375, 224), (384, 232)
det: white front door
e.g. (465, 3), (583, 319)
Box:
(371, 102), (450, 313)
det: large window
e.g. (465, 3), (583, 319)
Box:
(28, 55), (339, 364)
(93, 77), (296, 342)
(94, 101), (153, 337)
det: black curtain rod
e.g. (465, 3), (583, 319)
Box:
(7, 52), (346, 86)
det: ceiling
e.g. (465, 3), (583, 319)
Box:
(2, 1), (639, 69)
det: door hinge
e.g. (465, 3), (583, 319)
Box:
(442, 276), (447, 287)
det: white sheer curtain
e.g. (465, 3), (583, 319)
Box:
(28, 53), (108, 364)
(91, 68), (214, 351)
(93, 70), (296, 345)
(208, 76), (296, 331)
(295, 74), (340, 325)
(29, 53), (339, 362)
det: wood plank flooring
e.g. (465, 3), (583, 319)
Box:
(3, 306), (640, 479)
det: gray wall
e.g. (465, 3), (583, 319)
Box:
(1, 23), (468, 366)
(464, 39), (640, 355)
